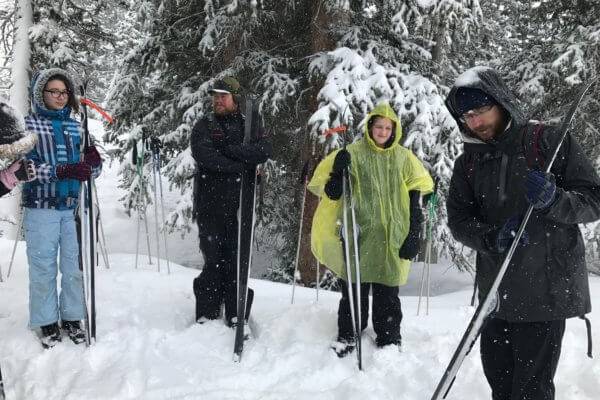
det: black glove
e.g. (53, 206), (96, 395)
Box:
(15, 159), (36, 182)
(332, 149), (351, 175)
(399, 191), (423, 260)
(325, 150), (351, 200)
(485, 216), (530, 253)
(525, 170), (557, 211)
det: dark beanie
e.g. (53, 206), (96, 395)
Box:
(455, 87), (497, 116)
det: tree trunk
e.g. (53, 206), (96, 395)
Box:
(293, 1), (339, 287)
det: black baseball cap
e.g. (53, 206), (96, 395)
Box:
(208, 77), (241, 95)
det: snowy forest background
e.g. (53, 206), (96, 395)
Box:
(1, 0), (600, 283)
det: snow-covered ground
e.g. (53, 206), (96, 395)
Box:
(0, 241), (599, 399)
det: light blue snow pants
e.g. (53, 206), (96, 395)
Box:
(24, 208), (85, 328)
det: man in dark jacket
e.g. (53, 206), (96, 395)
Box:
(190, 77), (271, 326)
(445, 67), (600, 400)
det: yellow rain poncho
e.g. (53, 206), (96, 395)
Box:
(308, 103), (433, 287)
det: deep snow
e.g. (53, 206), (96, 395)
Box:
(0, 243), (599, 399)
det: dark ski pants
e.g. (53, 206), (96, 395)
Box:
(337, 280), (402, 346)
(480, 318), (566, 400)
(193, 215), (253, 324)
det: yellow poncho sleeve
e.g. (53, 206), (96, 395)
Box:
(307, 150), (346, 274)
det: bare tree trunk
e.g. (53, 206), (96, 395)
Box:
(295, 0), (341, 286)
(431, 22), (445, 77)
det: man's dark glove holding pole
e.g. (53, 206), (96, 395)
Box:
(484, 216), (530, 253)
(525, 170), (557, 211)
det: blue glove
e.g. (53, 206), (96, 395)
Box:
(526, 170), (557, 210)
(486, 216), (530, 253)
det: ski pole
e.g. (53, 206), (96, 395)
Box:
(151, 137), (170, 274)
(346, 165), (362, 369)
(133, 137), (153, 268)
(291, 161), (310, 304)
(316, 260), (320, 302)
(93, 182), (111, 269)
(430, 79), (596, 400)
(6, 207), (23, 279)
(417, 240), (429, 316)
(328, 122), (363, 370)
(418, 190), (437, 316)
(150, 141), (161, 274)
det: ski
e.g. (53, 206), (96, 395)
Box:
(233, 98), (260, 362)
(430, 80), (596, 400)
(79, 84), (97, 344)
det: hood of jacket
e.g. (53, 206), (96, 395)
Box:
(30, 68), (76, 119)
(363, 102), (402, 152)
(445, 67), (527, 146)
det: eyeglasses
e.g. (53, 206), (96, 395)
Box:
(44, 89), (70, 99)
(459, 104), (495, 123)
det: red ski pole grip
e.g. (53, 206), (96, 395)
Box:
(323, 125), (348, 137)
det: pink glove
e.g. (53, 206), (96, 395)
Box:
(0, 160), (22, 190)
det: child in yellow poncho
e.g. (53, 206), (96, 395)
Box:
(308, 102), (433, 356)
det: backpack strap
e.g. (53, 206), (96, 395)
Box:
(524, 123), (545, 170)
(580, 315), (593, 358)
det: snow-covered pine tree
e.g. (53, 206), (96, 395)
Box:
(105, 1), (488, 280)
(106, 1), (317, 277)
(305, 0), (483, 274)
(27, 0), (128, 98)
(495, 0), (600, 274)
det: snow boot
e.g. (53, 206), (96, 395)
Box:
(376, 336), (402, 352)
(62, 320), (86, 345)
(40, 322), (62, 349)
(331, 338), (356, 358)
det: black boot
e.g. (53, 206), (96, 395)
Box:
(40, 322), (62, 349)
(62, 320), (86, 345)
(376, 336), (402, 351)
(331, 337), (356, 358)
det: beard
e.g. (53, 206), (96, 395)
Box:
(213, 103), (237, 116)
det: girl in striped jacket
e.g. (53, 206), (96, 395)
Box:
(23, 68), (102, 349)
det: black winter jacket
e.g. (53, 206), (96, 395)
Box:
(190, 109), (271, 218)
(446, 68), (600, 322)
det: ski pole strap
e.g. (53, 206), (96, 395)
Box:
(80, 97), (114, 124)
(580, 315), (593, 358)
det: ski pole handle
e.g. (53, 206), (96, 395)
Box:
(323, 125), (347, 137)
